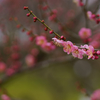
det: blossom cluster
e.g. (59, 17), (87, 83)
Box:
(78, 27), (100, 49)
(87, 11), (100, 24)
(52, 37), (100, 59)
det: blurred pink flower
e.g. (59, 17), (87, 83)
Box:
(91, 89), (100, 100)
(36, 36), (47, 46)
(79, 28), (92, 39)
(48, 9), (57, 21)
(48, 14), (57, 21)
(89, 40), (100, 49)
(25, 54), (35, 67)
(0, 62), (6, 72)
(1, 94), (10, 100)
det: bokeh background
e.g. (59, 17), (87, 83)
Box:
(0, 0), (100, 100)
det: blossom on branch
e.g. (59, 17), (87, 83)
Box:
(72, 46), (85, 59)
(52, 38), (99, 60)
(62, 41), (74, 54)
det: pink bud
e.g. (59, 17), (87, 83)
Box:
(49, 30), (53, 34)
(33, 17), (37, 20)
(24, 6), (28, 10)
(26, 13), (30, 17)
(97, 50), (100, 55)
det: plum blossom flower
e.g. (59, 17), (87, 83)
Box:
(72, 45), (86, 59)
(36, 36), (47, 46)
(91, 89), (100, 100)
(79, 28), (92, 39)
(81, 44), (94, 59)
(52, 38), (63, 46)
(86, 45), (94, 59)
(80, 44), (89, 49)
(62, 41), (73, 54)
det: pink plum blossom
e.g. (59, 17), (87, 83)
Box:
(91, 89), (100, 100)
(81, 44), (89, 49)
(36, 36), (47, 46)
(52, 38), (64, 47)
(72, 45), (86, 59)
(79, 28), (92, 39)
(86, 45), (94, 59)
(62, 41), (73, 54)
(81, 44), (94, 59)
(52, 38), (96, 59)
